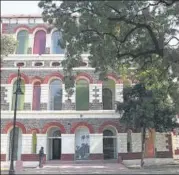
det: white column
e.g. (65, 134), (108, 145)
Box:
(24, 84), (33, 104)
(118, 133), (127, 153)
(131, 133), (142, 152)
(40, 84), (49, 103)
(61, 134), (75, 154)
(156, 132), (168, 151)
(36, 134), (47, 154)
(46, 33), (51, 48)
(28, 34), (34, 49)
(90, 134), (103, 154)
(115, 84), (123, 102)
(1, 134), (8, 154)
(4, 84), (12, 103)
(21, 134), (32, 154)
(89, 84), (102, 103)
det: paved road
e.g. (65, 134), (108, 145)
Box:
(1, 164), (179, 174)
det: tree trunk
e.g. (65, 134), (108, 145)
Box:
(141, 127), (146, 168)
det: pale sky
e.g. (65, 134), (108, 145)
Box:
(1, 1), (42, 15)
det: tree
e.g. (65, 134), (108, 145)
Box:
(1, 34), (17, 58)
(38, 0), (179, 87)
(116, 67), (179, 167)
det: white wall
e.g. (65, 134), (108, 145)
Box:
(115, 84), (123, 102)
(40, 84), (49, 104)
(118, 133), (127, 153)
(24, 84), (33, 103)
(156, 132), (168, 152)
(90, 134), (103, 154)
(1, 134), (8, 154)
(36, 134), (47, 154)
(21, 134), (32, 154)
(89, 84), (102, 103)
(61, 134), (75, 154)
(131, 133), (142, 152)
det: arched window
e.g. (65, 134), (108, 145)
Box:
(33, 30), (46, 54)
(76, 79), (89, 110)
(16, 30), (29, 54)
(127, 130), (132, 152)
(49, 79), (63, 110)
(51, 31), (64, 54)
(102, 79), (115, 110)
(32, 131), (37, 154)
(11, 79), (25, 110)
(32, 82), (41, 110)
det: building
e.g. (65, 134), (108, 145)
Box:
(1, 15), (178, 162)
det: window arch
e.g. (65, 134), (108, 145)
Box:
(32, 81), (41, 110)
(76, 79), (89, 110)
(102, 79), (115, 110)
(49, 79), (63, 110)
(11, 79), (25, 110)
(16, 30), (29, 54)
(51, 31), (64, 54)
(32, 131), (37, 154)
(33, 30), (46, 54)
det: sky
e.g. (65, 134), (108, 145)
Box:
(1, 1), (42, 15)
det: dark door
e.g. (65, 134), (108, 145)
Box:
(52, 139), (61, 160)
(103, 138), (114, 159)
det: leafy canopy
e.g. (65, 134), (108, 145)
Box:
(39, 0), (179, 84)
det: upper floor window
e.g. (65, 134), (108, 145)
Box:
(11, 79), (25, 110)
(51, 31), (64, 54)
(32, 82), (41, 110)
(76, 79), (89, 110)
(49, 79), (63, 110)
(33, 30), (46, 55)
(16, 30), (29, 54)
(102, 79), (115, 110)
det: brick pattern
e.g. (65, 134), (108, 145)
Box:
(0, 154), (6, 161)
(118, 152), (141, 160)
(40, 103), (47, 110)
(21, 154), (46, 161)
(156, 132), (168, 152)
(1, 86), (10, 110)
(131, 133), (142, 152)
(61, 154), (74, 161)
(24, 103), (31, 110)
(118, 133), (127, 153)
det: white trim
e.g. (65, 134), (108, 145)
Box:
(14, 61), (26, 67)
(1, 110), (120, 119)
(32, 61), (45, 67)
(1, 67), (95, 71)
(2, 54), (90, 60)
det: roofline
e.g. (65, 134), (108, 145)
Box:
(1, 14), (42, 18)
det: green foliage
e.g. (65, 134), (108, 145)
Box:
(39, 0), (179, 84)
(1, 34), (17, 58)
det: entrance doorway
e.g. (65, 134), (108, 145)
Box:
(47, 127), (61, 160)
(103, 128), (117, 160)
(52, 139), (61, 160)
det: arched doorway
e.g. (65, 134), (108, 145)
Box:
(47, 127), (61, 160)
(75, 127), (90, 160)
(103, 127), (117, 159)
(8, 127), (22, 160)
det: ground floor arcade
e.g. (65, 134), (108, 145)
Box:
(1, 119), (176, 162)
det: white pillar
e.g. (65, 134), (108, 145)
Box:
(131, 133), (142, 152)
(90, 134), (103, 154)
(36, 134), (47, 154)
(28, 34), (34, 49)
(1, 134), (8, 154)
(62, 84), (76, 103)
(24, 84), (33, 104)
(115, 84), (123, 102)
(46, 33), (51, 49)
(89, 84), (102, 103)
(21, 134), (32, 154)
(61, 134), (75, 154)
(118, 133), (127, 153)
(40, 84), (49, 104)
